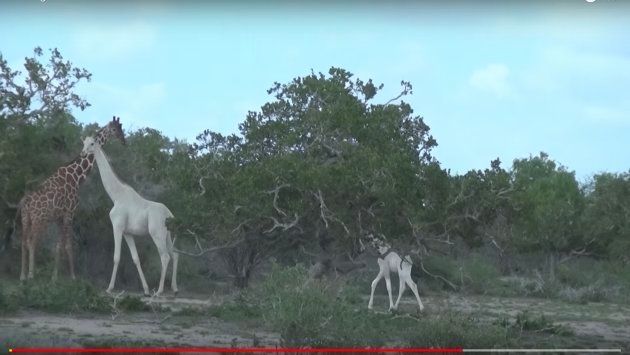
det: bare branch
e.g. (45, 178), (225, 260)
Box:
(314, 190), (330, 228)
(384, 84), (411, 105)
(231, 219), (251, 235)
(264, 213), (299, 234)
(300, 245), (320, 258)
(173, 229), (245, 257)
(265, 183), (290, 217)
(488, 235), (504, 255)
(198, 176), (207, 197)
(174, 239), (244, 257)
(418, 259), (458, 290)
(312, 189), (349, 235)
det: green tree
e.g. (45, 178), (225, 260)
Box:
(581, 172), (630, 262)
(170, 68), (438, 287)
(510, 152), (584, 279)
(0, 47), (91, 248)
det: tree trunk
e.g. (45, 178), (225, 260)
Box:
(234, 273), (250, 289)
(548, 252), (557, 282)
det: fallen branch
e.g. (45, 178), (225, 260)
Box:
(419, 259), (458, 291)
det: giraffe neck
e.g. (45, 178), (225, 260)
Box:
(94, 126), (114, 146)
(51, 154), (96, 190)
(92, 144), (127, 202)
(35, 124), (114, 191)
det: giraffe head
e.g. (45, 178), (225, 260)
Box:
(94, 116), (126, 147)
(81, 136), (99, 156)
(360, 233), (391, 255)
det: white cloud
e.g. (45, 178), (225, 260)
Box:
(469, 64), (511, 98)
(73, 22), (156, 60)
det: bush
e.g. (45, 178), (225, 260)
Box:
(117, 295), (150, 312)
(463, 255), (501, 294)
(558, 283), (609, 304)
(513, 311), (573, 336)
(206, 292), (261, 321)
(252, 264), (515, 347)
(421, 255), (461, 290)
(407, 312), (513, 348)
(10, 279), (110, 313)
(0, 285), (18, 314)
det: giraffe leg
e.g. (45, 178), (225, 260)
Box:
(124, 235), (150, 296)
(27, 223), (44, 280)
(20, 218), (30, 281)
(368, 270), (384, 310)
(62, 217), (76, 280)
(156, 250), (170, 296)
(166, 232), (179, 294)
(27, 236), (38, 280)
(152, 229), (170, 297)
(384, 273), (394, 311)
(394, 272), (407, 311)
(406, 277), (425, 312)
(52, 238), (62, 282)
(107, 223), (124, 294)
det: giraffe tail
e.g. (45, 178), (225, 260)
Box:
(398, 254), (414, 270)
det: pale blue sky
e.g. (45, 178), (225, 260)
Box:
(1, 0), (628, 180)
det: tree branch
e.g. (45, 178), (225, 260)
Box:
(265, 183), (290, 217)
(173, 231), (245, 257)
(264, 213), (300, 234)
(418, 259), (458, 290)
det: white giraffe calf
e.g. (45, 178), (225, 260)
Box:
(362, 234), (424, 312)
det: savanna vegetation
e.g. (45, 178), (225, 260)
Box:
(1, 47), (629, 349)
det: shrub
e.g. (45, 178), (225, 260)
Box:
(117, 295), (150, 312)
(513, 311), (573, 336)
(421, 255), (461, 290)
(463, 255), (501, 294)
(0, 285), (18, 314)
(407, 312), (513, 348)
(253, 264), (515, 347)
(10, 279), (109, 313)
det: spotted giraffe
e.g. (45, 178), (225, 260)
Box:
(18, 116), (125, 281)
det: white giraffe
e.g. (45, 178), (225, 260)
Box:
(82, 136), (178, 296)
(362, 234), (424, 312)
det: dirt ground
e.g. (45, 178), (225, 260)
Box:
(1, 293), (629, 350)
